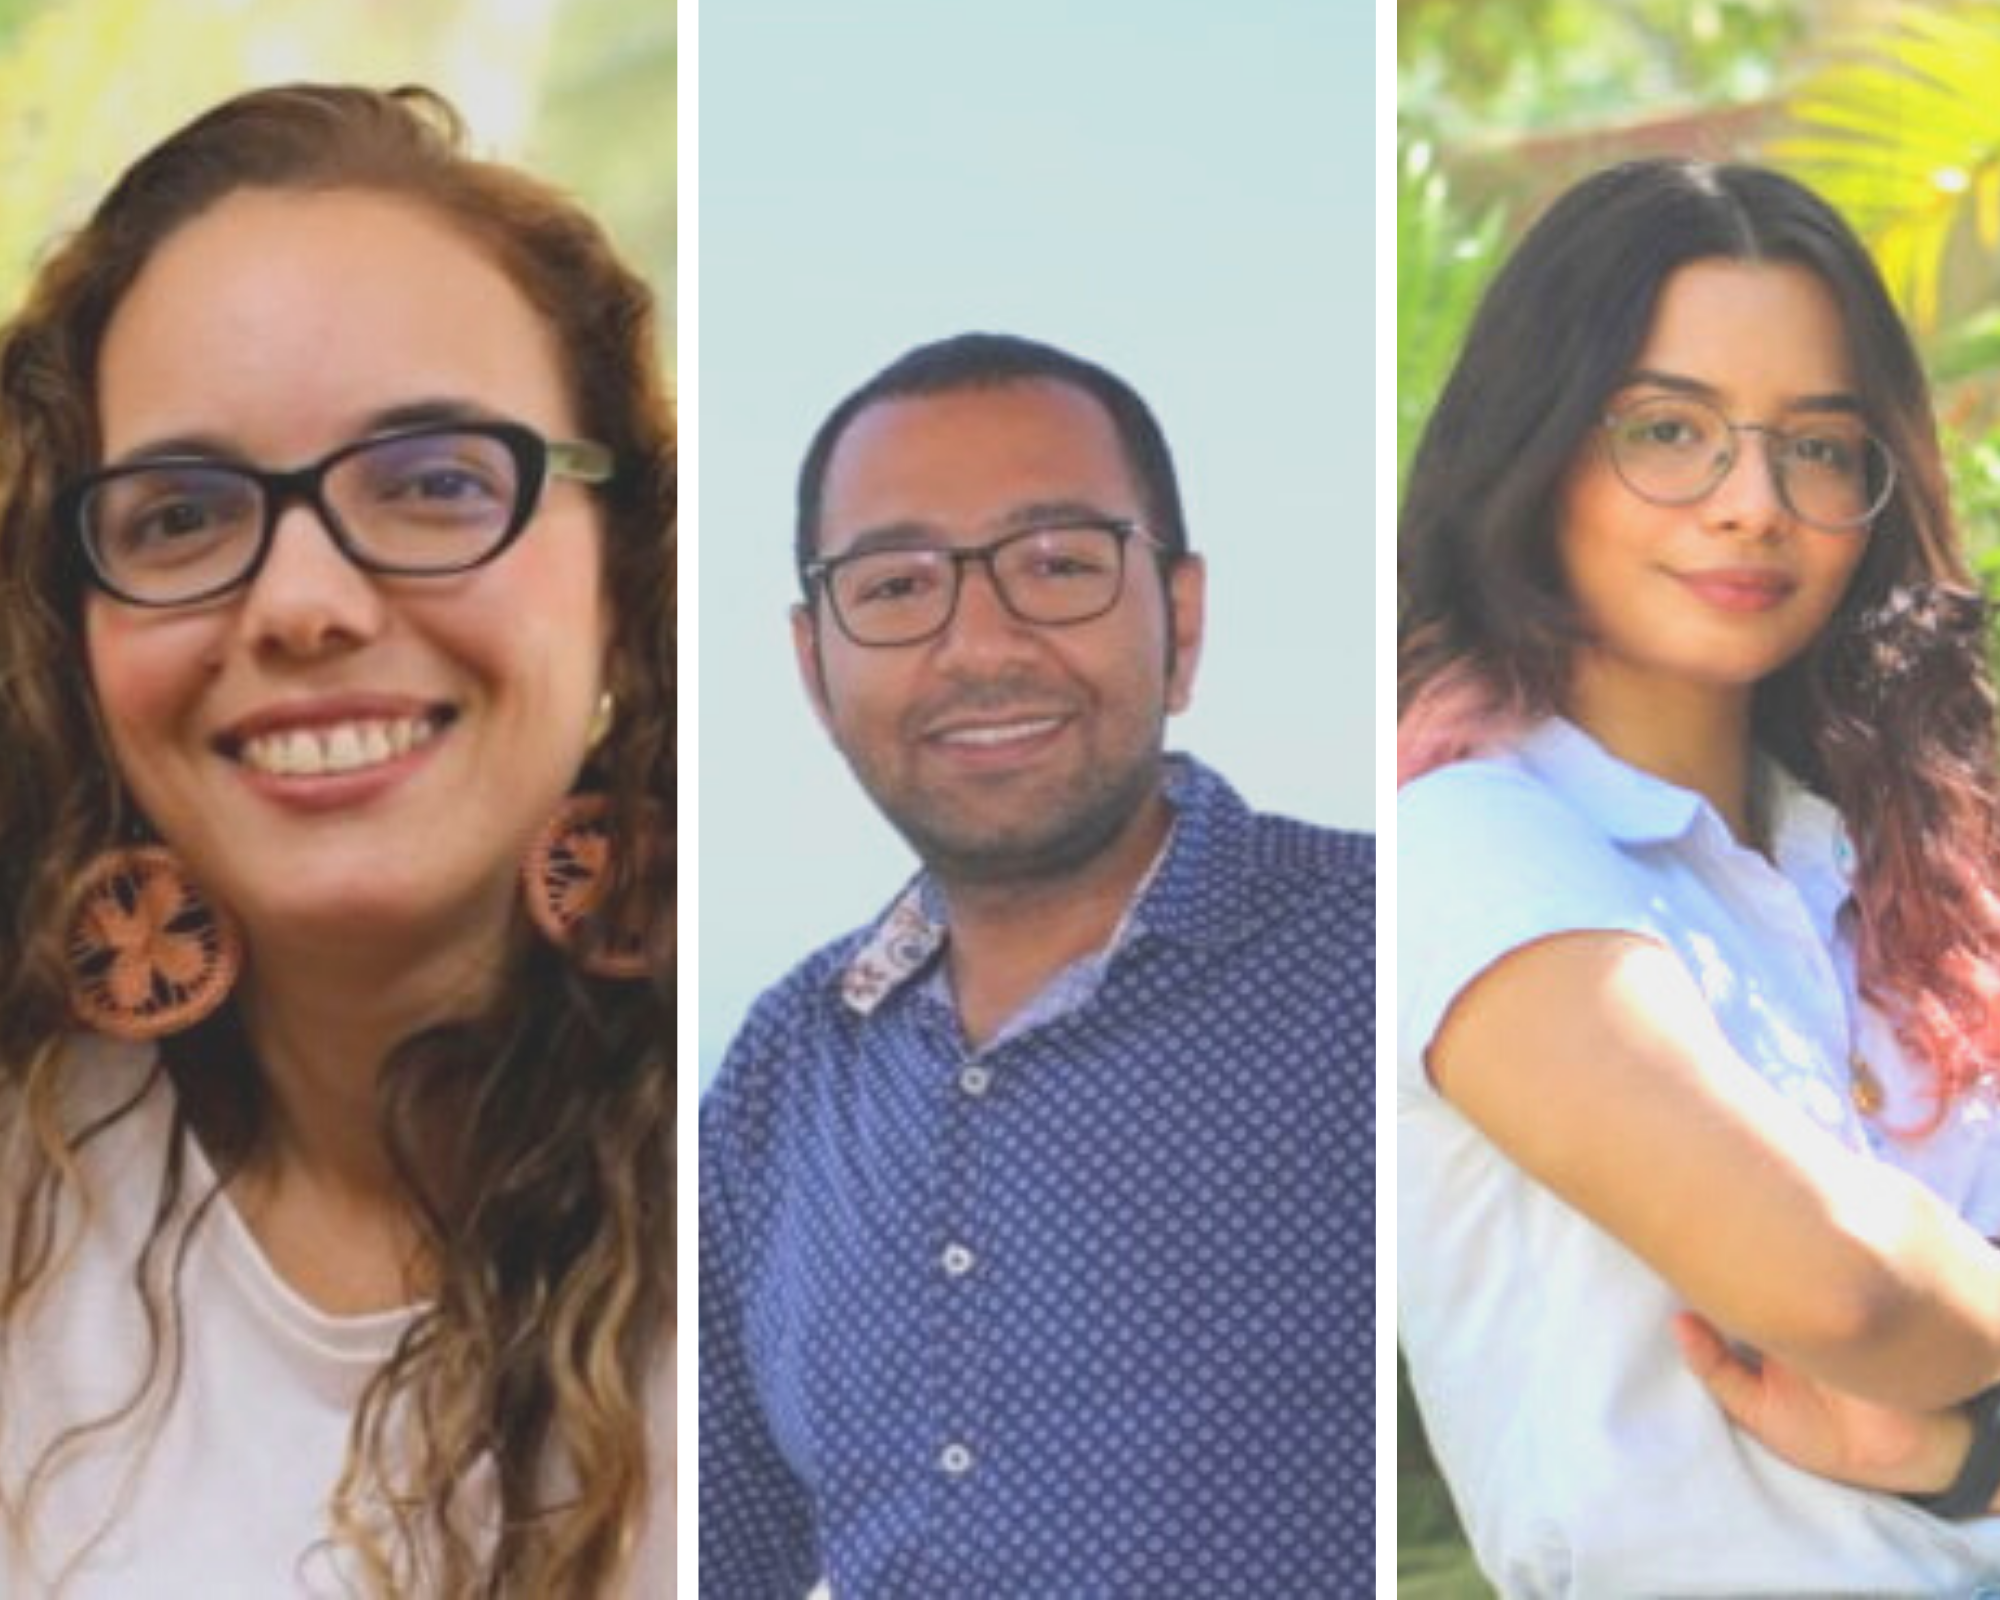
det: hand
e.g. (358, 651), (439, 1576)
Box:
(1672, 1310), (1972, 1495)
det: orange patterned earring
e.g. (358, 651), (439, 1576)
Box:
(65, 845), (243, 1040)
(523, 794), (655, 980)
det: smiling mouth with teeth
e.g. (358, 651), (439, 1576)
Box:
(936, 717), (1065, 748)
(234, 714), (448, 778)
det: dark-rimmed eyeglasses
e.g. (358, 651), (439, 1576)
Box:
(801, 518), (1163, 647)
(60, 421), (615, 608)
(1601, 395), (1897, 531)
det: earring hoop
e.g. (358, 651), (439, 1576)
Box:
(522, 794), (658, 980)
(65, 845), (242, 1040)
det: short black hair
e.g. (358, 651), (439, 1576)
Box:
(793, 332), (1189, 580)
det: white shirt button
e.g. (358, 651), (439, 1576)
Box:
(940, 1442), (974, 1476)
(958, 1064), (992, 1097)
(942, 1242), (975, 1276)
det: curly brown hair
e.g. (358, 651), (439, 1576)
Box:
(0, 85), (675, 1594)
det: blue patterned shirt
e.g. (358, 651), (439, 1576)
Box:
(699, 757), (1375, 1597)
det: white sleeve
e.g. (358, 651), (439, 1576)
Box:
(1398, 760), (1663, 1090)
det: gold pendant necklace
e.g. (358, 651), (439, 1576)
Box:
(1850, 1053), (1884, 1117)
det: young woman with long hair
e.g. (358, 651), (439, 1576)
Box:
(1399, 159), (2000, 1592)
(0, 84), (674, 1595)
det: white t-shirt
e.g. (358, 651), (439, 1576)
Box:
(0, 1035), (674, 1597)
(1400, 719), (2000, 1598)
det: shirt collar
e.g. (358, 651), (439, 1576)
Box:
(1513, 719), (1704, 845)
(836, 754), (1259, 1017)
(1515, 716), (1855, 890)
(1764, 762), (1856, 932)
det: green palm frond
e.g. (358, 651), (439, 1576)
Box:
(1773, 2), (2000, 333)
(1933, 305), (2000, 386)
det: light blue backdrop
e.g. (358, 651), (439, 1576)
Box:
(697, 0), (1375, 1082)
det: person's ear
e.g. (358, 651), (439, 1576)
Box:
(1164, 554), (1205, 714)
(791, 601), (834, 733)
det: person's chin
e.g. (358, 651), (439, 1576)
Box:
(224, 841), (484, 926)
(897, 792), (1144, 887)
(1685, 624), (1818, 687)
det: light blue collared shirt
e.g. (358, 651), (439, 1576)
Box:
(1400, 717), (2000, 1596)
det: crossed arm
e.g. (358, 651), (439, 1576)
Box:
(1671, 1310), (1985, 1500)
(1431, 930), (2000, 1413)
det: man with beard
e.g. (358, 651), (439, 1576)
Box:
(698, 334), (1374, 1595)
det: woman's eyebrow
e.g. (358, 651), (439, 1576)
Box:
(357, 396), (507, 433)
(104, 432), (237, 467)
(1786, 392), (1865, 416)
(1618, 367), (1864, 414)
(1621, 367), (1718, 400)
(101, 398), (509, 470)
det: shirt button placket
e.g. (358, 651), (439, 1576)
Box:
(937, 1048), (993, 1523)
(1734, 859), (1864, 1140)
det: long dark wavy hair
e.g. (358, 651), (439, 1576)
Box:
(0, 85), (675, 1593)
(1400, 159), (2000, 1130)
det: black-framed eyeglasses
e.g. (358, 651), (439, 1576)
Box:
(60, 420), (615, 608)
(1601, 394), (1897, 531)
(801, 518), (1163, 647)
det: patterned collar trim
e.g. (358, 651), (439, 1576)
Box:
(839, 882), (947, 1016)
(837, 755), (1237, 1017)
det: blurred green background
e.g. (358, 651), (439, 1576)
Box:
(1400, 2), (2000, 1593)
(0, 0), (674, 352)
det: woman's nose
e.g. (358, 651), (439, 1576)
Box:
(234, 500), (388, 656)
(1699, 427), (1789, 534)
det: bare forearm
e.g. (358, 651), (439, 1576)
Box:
(1736, 1152), (2000, 1410)
(1437, 934), (2000, 1409)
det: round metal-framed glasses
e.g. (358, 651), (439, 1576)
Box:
(60, 420), (614, 608)
(802, 518), (1163, 647)
(1601, 394), (1897, 531)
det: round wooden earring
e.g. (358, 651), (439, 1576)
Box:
(65, 846), (243, 1040)
(523, 795), (653, 980)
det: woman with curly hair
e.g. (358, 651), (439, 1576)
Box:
(1400, 159), (2000, 1593)
(0, 84), (674, 1595)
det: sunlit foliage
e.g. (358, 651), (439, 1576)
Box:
(0, 0), (675, 349)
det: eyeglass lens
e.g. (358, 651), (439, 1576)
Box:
(81, 429), (526, 604)
(1606, 396), (1892, 528)
(827, 524), (1129, 644)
